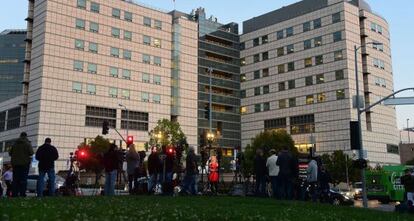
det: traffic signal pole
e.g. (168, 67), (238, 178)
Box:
(208, 67), (213, 133)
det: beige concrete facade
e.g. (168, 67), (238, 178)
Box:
(0, 0), (198, 170)
(240, 0), (399, 164)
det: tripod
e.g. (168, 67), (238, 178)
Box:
(64, 154), (82, 196)
(116, 169), (128, 195)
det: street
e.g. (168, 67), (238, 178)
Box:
(354, 200), (396, 212)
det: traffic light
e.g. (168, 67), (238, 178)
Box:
(352, 159), (368, 169)
(126, 136), (134, 146)
(75, 149), (88, 160)
(166, 145), (175, 155)
(350, 121), (361, 150)
(102, 120), (109, 135)
(204, 104), (210, 120)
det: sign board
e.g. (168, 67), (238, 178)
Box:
(352, 95), (365, 109)
(383, 97), (414, 106)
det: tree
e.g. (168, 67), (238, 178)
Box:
(241, 130), (297, 177)
(320, 150), (360, 184)
(145, 119), (187, 150)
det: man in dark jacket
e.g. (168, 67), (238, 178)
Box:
(182, 147), (198, 195)
(35, 138), (59, 197)
(276, 147), (294, 200)
(103, 144), (121, 196)
(254, 149), (267, 197)
(401, 169), (414, 205)
(9, 132), (34, 197)
(147, 148), (160, 193)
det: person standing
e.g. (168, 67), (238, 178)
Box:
(9, 132), (34, 197)
(35, 138), (59, 197)
(318, 165), (331, 203)
(2, 166), (13, 197)
(103, 144), (120, 196)
(147, 147), (160, 193)
(276, 146), (294, 200)
(266, 149), (279, 199)
(126, 144), (140, 194)
(254, 149), (267, 197)
(401, 168), (414, 204)
(182, 147), (198, 195)
(307, 157), (318, 202)
(208, 155), (219, 194)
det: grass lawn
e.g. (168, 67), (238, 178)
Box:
(0, 196), (412, 221)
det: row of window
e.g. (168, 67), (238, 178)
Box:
(73, 60), (162, 84)
(249, 12), (341, 48)
(264, 114), (315, 135)
(370, 22), (383, 35)
(374, 77), (387, 88)
(0, 107), (20, 132)
(373, 58), (385, 70)
(72, 82), (162, 103)
(76, 0), (162, 30)
(250, 31), (342, 64)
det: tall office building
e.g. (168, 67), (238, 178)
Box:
(192, 8), (241, 156)
(240, 0), (400, 164)
(0, 30), (26, 103)
(0, 0), (199, 170)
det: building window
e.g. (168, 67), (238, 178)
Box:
(313, 18), (321, 29)
(290, 114), (315, 135)
(109, 67), (118, 77)
(72, 82), (82, 93)
(122, 90), (130, 99)
(241, 58), (246, 66)
(278, 82), (285, 91)
(287, 44), (294, 54)
(90, 22), (99, 33)
(286, 27), (293, 37)
(6, 108), (21, 130)
(279, 100), (286, 109)
(85, 106), (116, 128)
(87, 84), (96, 95)
(335, 70), (344, 80)
(87, 63), (97, 74)
(371, 22), (383, 34)
(289, 98), (296, 107)
(112, 8), (121, 18)
(262, 52), (269, 61)
(253, 54), (260, 63)
(375, 77), (386, 87)
(123, 50), (132, 60)
(240, 74), (246, 82)
(240, 90), (246, 98)
(277, 30), (284, 40)
(373, 58), (385, 69)
(303, 22), (311, 32)
(316, 74), (324, 84)
(141, 92), (149, 102)
(334, 50), (343, 61)
(144, 17), (151, 27)
(277, 47), (284, 57)
(278, 64), (285, 74)
(306, 95), (314, 105)
(90, 2), (100, 13)
(122, 69), (131, 80)
(314, 36), (322, 47)
(109, 87), (118, 98)
(143, 35), (151, 45)
(262, 68), (269, 77)
(153, 38), (161, 48)
(89, 42), (98, 53)
(317, 93), (326, 103)
(77, 0), (86, 9)
(142, 54), (151, 64)
(153, 75), (161, 85)
(262, 35), (268, 44)
(333, 31), (342, 42)
(124, 31), (132, 41)
(254, 104), (261, 113)
(263, 85), (270, 94)
(264, 118), (287, 130)
(73, 60), (83, 71)
(75, 19), (85, 29)
(304, 40), (312, 50)
(315, 55), (323, 65)
(75, 39), (84, 50)
(254, 87), (261, 96)
(124, 11), (133, 22)
(332, 12), (341, 23)
(111, 27), (120, 38)
(288, 80), (295, 89)
(373, 42), (384, 51)
(240, 107), (247, 115)
(142, 73), (150, 83)
(263, 102), (270, 111)
(254, 70), (260, 80)
(305, 76), (313, 86)
(154, 57), (161, 66)
(336, 89), (346, 100)
(304, 58), (312, 67)
(253, 38), (260, 47)
(154, 20), (162, 30)
(287, 62), (295, 72)
(153, 94), (161, 104)
(110, 47), (119, 57)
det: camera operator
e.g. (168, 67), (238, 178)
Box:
(126, 144), (140, 195)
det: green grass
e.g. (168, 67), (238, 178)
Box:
(0, 196), (412, 221)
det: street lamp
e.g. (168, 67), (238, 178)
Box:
(155, 131), (163, 147)
(119, 103), (129, 146)
(207, 131), (215, 147)
(354, 41), (383, 208)
(407, 118), (411, 143)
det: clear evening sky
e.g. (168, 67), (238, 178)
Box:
(1, 0), (412, 129)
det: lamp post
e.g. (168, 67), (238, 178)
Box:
(155, 131), (163, 148)
(407, 119), (411, 143)
(207, 67), (213, 133)
(354, 42), (383, 208)
(119, 104), (129, 146)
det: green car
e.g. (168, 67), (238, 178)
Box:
(366, 165), (409, 203)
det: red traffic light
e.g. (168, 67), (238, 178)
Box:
(75, 149), (88, 159)
(127, 136), (134, 146)
(166, 146), (175, 155)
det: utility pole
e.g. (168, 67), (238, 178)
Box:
(208, 67), (213, 133)
(407, 119), (410, 143)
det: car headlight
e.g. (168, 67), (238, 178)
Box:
(344, 196), (350, 200)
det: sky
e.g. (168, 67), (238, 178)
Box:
(1, 0), (413, 129)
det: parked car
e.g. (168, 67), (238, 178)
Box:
(329, 188), (354, 206)
(27, 174), (65, 195)
(352, 182), (362, 199)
